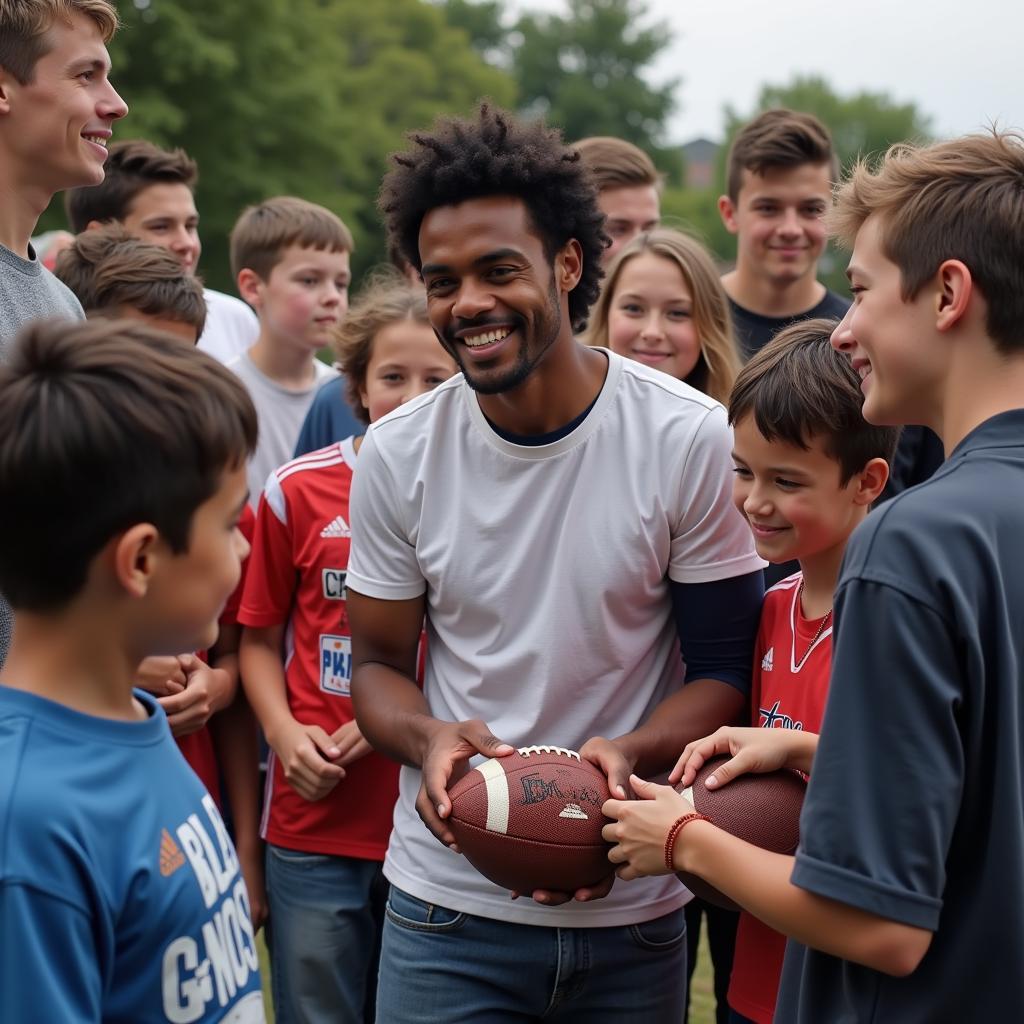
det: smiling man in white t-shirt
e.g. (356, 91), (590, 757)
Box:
(347, 104), (765, 1024)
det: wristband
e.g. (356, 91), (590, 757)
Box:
(664, 812), (710, 871)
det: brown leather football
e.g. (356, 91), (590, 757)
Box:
(676, 754), (806, 910)
(448, 745), (613, 893)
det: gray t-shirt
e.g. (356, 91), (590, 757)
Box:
(777, 409), (1024, 1022)
(0, 242), (85, 668)
(227, 351), (337, 505)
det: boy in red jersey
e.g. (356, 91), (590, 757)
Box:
(238, 274), (456, 1023)
(671, 321), (895, 1023)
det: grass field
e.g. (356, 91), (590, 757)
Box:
(258, 925), (722, 1023)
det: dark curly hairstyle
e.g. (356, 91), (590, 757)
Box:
(378, 103), (608, 332)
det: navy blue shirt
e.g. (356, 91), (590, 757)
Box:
(729, 289), (850, 362)
(777, 409), (1024, 1022)
(293, 374), (364, 457)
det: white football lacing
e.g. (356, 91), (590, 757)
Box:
(517, 745), (581, 761)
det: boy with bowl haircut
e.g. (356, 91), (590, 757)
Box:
(603, 131), (1024, 1023)
(228, 196), (353, 504)
(718, 109), (848, 361)
(722, 319), (896, 1023)
(55, 222), (207, 342)
(64, 139), (259, 361)
(0, 318), (264, 1022)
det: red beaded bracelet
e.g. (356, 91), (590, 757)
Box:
(664, 812), (710, 871)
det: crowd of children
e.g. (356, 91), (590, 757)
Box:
(2, 3), (1024, 1024)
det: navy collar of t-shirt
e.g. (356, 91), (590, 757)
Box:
(483, 392), (601, 446)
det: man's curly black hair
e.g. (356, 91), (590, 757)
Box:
(378, 103), (608, 333)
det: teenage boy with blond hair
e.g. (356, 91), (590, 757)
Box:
(65, 139), (259, 362)
(718, 109), (848, 361)
(0, 0), (127, 669)
(576, 135), (661, 264)
(604, 130), (1024, 1022)
(228, 196), (353, 504)
(0, 318), (264, 1022)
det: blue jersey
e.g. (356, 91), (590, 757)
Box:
(293, 374), (364, 458)
(0, 686), (264, 1023)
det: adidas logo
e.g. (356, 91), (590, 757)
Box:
(159, 828), (185, 877)
(320, 515), (351, 539)
(761, 647), (774, 672)
(559, 802), (589, 820)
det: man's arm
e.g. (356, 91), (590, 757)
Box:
(588, 572), (763, 784)
(348, 589), (513, 849)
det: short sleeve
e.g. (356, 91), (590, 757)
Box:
(346, 428), (425, 601)
(790, 577), (960, 929)
(669, 405), (764, 584)
(0, 884), (100, 1021)
(237, 475), (298, 628)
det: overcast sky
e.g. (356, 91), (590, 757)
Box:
(517, 0), (1022, 144)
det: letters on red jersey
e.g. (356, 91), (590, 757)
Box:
(729, 572), (833, 1024)
(238, 439), (401, 860)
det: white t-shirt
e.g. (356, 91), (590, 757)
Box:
(347, 349), (763, 927)
(197, 289), (259, 364)
(228, 351), (338, 505)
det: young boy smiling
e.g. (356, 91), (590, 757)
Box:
(604, 130), (1024, 1023)
(722, 320), (895, 1024)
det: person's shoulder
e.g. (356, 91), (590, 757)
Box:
(368, 373), (465, 442)
(202, 288), (257, 324)
(41, 267), (84, 319)
(613, 351), (722, 418)
(274, 441), (349, 487)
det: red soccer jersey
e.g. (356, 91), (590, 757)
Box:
(728, 572), (832, 1024)
(175, 502), (256, 804)
(238, 439), (401, 859)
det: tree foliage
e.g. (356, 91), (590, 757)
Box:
(441, 0), (681, 181)
(39, 0), (514, 291)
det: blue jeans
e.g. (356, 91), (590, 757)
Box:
(265, 844), (387, 1024)
(375, 886), (687, 1023)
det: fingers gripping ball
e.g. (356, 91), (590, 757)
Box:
(447, 746), (614, 893)
(676, 754), (807, 910)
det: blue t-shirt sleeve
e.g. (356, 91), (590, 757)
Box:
(670, 570), (763, 694)
(293, 377), (364, 458)
(791, 576), (957, 930)
(0, 884), (100, 1021)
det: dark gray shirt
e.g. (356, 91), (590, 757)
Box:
(0, 242), (84, 668)
(777, 410), (1024, 1023)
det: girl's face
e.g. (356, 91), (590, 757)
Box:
(360, 317), (458, 423)
(606, 253), (702, 383)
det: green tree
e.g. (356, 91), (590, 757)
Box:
(440, 0), (681, 181)
(39, 0), (514, 291)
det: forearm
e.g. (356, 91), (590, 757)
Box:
(677, 822), (931, 975)
(615, 678), (746, 776)
(238, 627), (296, 745)
(350, 661), (439, 769)
(209, 691), (261, 848)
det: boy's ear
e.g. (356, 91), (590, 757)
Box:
(0, 69), (15, 116)
(853, 457), (890, 506)
(111, 523), (163, 599)
(935, 259), (974, 332)
(718, 195), (739, 235)
(236, 268), (263, 309)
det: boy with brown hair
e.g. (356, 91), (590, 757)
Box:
(229, 196), (353, 503)
(576, 135), (661, 264)
(605, 130), (1024, 1022)
(718, 109), (848, 361)
(55, 222), (207, 342)
(0, 317), (265, 1022)
(65, 139), (259, 361)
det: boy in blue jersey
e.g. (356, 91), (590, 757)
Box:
(0, 318), (266, 1022)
